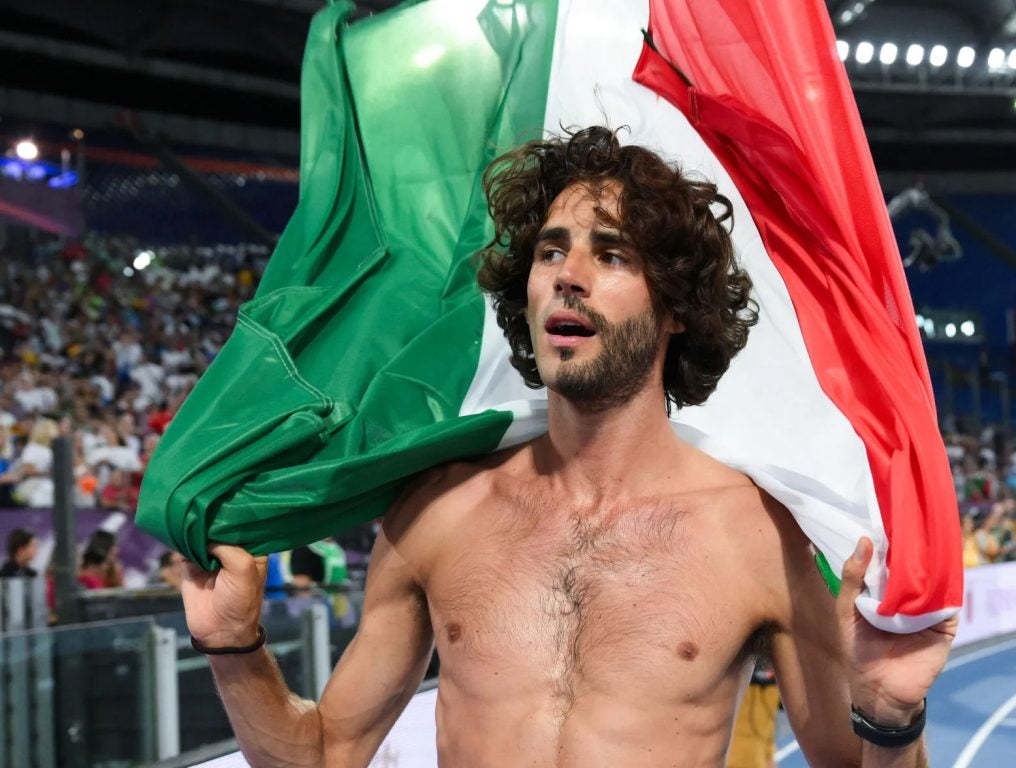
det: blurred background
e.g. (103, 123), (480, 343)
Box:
(0, 0), (1014, 766)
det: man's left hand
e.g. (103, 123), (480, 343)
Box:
(837, 537), (958, 726)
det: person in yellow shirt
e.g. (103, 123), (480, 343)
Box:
(962, 513), (984, 568)
(728, 656), (781, 768)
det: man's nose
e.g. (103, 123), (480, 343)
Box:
(554, 255), (590, 297)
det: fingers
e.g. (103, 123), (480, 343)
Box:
(208, 542), (269, 582)
(837, 537), (873, 620)
(208, 543), (254, 570)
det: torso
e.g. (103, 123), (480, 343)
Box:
(389, 442), (802, 767)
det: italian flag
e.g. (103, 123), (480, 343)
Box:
(137, 0), (962, 633)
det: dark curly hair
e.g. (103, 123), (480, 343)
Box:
(476, 126), (759, 410)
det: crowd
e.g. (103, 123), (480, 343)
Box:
(1, 230), (1014, 593)
(945, 429), (1016, 566)
(0, 231), (269, 514)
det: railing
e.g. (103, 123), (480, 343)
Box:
(0, 583), (361, 768)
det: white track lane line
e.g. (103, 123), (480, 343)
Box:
(776, 636), (1016, 764)
(942, 637), (1016, 673)
(774, 740), (801, 762)
(951, 690), (1016, 768)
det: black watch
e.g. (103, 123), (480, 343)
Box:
(850, 700), (926, 749)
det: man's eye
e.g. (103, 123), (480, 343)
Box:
(539, 247), (565, 262)
(601, 252), (628, 266)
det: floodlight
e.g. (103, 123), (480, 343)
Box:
(15, 140), (38, 160)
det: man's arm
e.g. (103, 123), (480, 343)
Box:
(182, 520), (434, 768)
(833, 538), (955, 768)
(769, 519), (954, 768)
(766, 513), (861, 767)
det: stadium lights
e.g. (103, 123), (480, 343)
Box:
(960, 320), (976, 337)
(957, 46), (975, 68)
(1009, 49), (1016, 69)
(837, 40), (850, 61)
(988, 47), (1006, 69)
(15, 140), (38, 160)
(133, 250), (154, 271)
(929, 45), (948, 67)
(841, 11), (853, 23)
(906, 44), (925, 66)
(856, 41), (875, 64)
(945, 323), (957, 338)
(879, 43), (898, 65)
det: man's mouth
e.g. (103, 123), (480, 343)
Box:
(545, 311), (596, 348)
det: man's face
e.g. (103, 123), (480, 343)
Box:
(525, 181), (677, 411)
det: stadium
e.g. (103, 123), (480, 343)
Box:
(0, 0), (1014, 766)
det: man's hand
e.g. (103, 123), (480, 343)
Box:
(837, 537), (957, 726)
(181, 544), (268, 649)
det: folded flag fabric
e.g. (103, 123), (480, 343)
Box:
(137, 0), (961, 633)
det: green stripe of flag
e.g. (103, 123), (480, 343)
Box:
(138, 0), (560, 568)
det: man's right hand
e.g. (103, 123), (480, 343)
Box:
(181, 543), (268, 648)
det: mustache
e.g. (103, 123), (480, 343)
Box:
(561, 295), (608, 332)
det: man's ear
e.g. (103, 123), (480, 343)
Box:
(664, 315), (685, 334)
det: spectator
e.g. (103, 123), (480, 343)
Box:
(78, 547), (110, 590)
(962, 513), (984, 568)
(98, 469), (140, 512)
(0, 417), (60, 508)
(726, 656), (780, 768)
(287, 537), (348, 589)
(78, 530), (124, 589)
(153, 550), (184, 590)
(973, 508), (1003, 564)
(0, 528), (39, 578)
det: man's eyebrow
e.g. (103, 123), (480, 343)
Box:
(535, 226), (569, 243)
(590, 230), (631, 247)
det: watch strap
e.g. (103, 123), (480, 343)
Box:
(850, 699), (926, 749)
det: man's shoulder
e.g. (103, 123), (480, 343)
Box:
(383, 444), (533, 540)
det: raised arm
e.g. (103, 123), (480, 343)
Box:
(770, 527), (955, 768)
(182, 522), (434, 768)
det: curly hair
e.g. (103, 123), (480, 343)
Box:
(476, 126), (759, 410)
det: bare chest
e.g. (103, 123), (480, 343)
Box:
(424, 499), (764, 705)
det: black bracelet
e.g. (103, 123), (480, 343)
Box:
(850, 699), (926, 749)
(191, 625), (267, 655)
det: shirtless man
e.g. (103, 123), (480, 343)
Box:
(182, 127), (956, 767)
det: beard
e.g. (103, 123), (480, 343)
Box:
(552, 297), (663, 413)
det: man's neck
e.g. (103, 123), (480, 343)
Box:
(535, 386), (685, 504)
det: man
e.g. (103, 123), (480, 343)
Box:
(182, 128), (955, 767)
(0, 528), (38, 578)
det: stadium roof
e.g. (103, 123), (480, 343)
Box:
(0, 0), (1014, 188)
